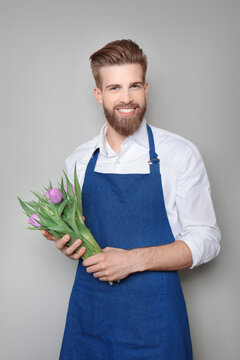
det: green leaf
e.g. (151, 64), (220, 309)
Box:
(47, 201), (61, 221)
(57, 198), (70, 217)
(61, 201), (79, 234)
(63, 170), (75, 200)
(46, 223), (70, 233)
(47, 229), (62, 239)
(27, 226), (39, 231)
(36, 210), (57, 227)
(60, 177), (67, 201)
(17, 197), (34, 218)
(74, 163), (82, 215)
(31, 191), (47, 203)
(67, 201), (79, 233)
(25, 201), (39, 213)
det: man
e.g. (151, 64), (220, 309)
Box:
(42, 39), (221, 359)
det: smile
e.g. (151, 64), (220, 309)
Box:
(117, 108), (136, 116)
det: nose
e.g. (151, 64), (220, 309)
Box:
(120, 88), (133, 104)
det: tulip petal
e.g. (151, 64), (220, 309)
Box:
(49, 188), (63, 204)
(28, 214), (41, 227)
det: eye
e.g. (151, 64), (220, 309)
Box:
(131, 84), (140, 88)
(110, 86), (119, 91)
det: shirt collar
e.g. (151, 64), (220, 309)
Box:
(94, 117), (149, 156)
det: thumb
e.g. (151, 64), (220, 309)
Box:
(102, 247), (113, 252)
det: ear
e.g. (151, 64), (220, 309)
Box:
(94, 87), (103, 104)
(144, 82), (149, 98)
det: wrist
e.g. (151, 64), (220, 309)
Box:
(128, 247), (147, 273)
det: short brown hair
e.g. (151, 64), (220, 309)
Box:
(89, 39), (148, 89)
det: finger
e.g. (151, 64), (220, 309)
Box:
(83, 216), (85, 222)
(99, 277), (111, 282)
(82, 253), (103, 267)
(86, 264), (104, 274)
(56, 235), (71, 250)
(68, 246), (86, 260)
(63, 243), (86, 259)
(92, 270), (110, 278)
(64, 239), (83, 256)
(41, 230), (57, 241)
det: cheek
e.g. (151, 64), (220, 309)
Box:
(104, 95), (119, 108)
(135, 94), (146, 105)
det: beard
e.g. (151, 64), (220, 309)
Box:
(103, 101), (147, 137)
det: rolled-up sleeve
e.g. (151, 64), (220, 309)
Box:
(175, 142), (221, 269)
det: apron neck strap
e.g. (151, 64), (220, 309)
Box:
(147, 124), (160, 174)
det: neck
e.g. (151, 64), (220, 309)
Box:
(106, 123), (127, 155)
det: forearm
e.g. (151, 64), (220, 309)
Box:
(129, 240), (193, 272)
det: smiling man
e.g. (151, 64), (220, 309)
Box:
(42, 39), (221, 359)
(94, 63), (148, 155)
(98, 64), (148, 138)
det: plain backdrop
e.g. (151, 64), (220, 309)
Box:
(1, 0), (239, 359)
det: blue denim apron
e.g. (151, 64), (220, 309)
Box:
(59, 124), (193, 359)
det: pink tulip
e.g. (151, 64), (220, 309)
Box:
(45, 188), (63, 204)
(28, 214), (41, 227)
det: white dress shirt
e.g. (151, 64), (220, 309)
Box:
(66, 118), (221, 269)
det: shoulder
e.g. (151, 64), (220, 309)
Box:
(150, 124), (199, 154)
(65, 134), (99, 180)
(149, 124), (203, 173)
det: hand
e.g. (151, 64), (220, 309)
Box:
(41, 217), (87, 260)
(82, 247), (135, 282)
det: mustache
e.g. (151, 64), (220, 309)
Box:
(114, 103), (139, 110)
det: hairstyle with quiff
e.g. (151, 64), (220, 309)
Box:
(89, 39), (148, 89)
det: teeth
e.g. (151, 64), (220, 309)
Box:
(118, 108), (135, 113)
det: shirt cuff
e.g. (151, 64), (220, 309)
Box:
(175, 229), (221, 269)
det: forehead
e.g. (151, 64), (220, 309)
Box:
(99, 63), (143, 88)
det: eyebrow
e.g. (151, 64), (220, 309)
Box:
(105, 81), (144, 90)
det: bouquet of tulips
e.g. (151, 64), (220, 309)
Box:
(18, 164), (117, 282)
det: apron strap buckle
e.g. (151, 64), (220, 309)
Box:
(148, 157), (160, 165)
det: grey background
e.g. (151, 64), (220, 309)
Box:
(1, 0), (239, 359)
